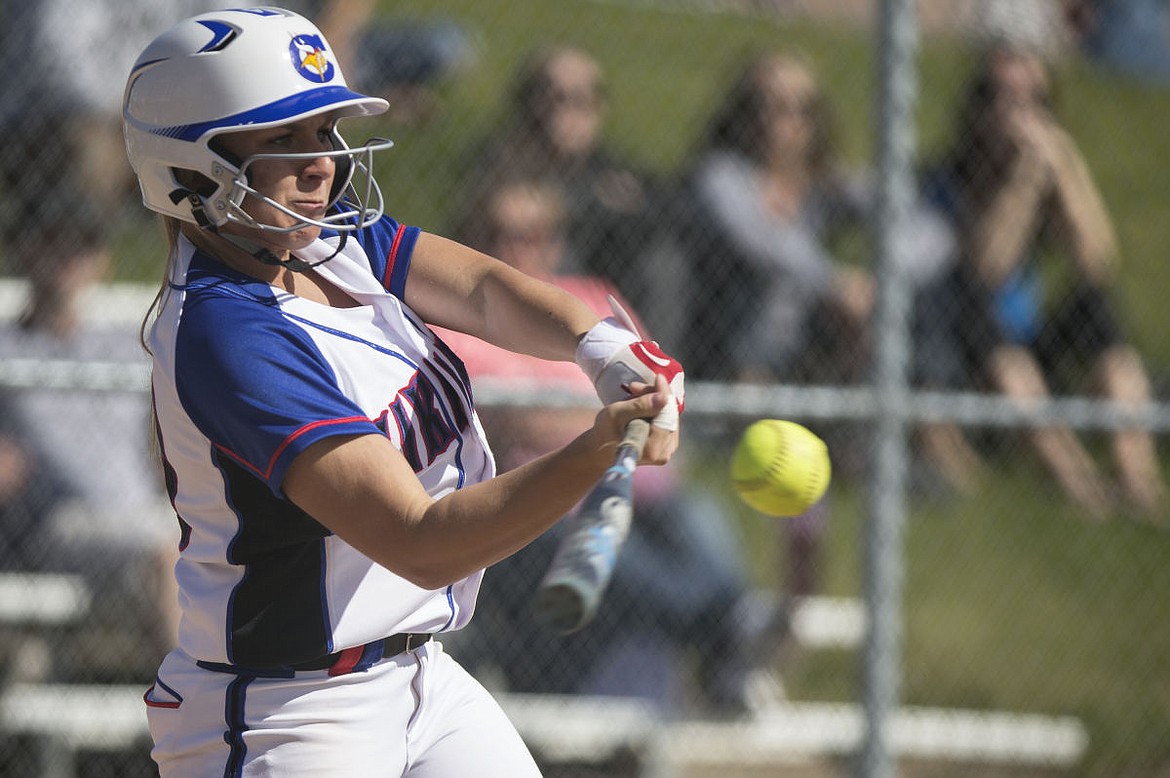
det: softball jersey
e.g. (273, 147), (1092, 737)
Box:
(149, 216), (494, 670)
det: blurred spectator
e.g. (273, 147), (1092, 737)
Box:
(0, 247), (179, 682)
(679, 49), (953, 385)
(1066, 0), (1170, 85)
(0, 0), (193, 286)
(673, 50), (990, 621)
(674, 51), (974, 592)
(450, 45), (686, 349)
(309, 0), (478, 123)
(680, 50), (869, 384)
(921, 41), (1165, 521)
(439, 178), (786, 717)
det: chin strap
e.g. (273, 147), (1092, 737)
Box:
(241, 235), (342, 274)
(169, 188), (348, 273)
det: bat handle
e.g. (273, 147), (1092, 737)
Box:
(617, 417), (651, 459)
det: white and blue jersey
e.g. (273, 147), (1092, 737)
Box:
(149, 217), (494, 669)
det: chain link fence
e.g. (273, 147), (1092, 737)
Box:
(2, 1), (1169, 776)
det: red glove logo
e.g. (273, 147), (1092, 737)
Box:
(629, 341), (685, 412)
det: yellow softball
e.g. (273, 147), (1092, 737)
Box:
(730, 419), (831, 517)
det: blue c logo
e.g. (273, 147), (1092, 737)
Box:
(289, 34), (334, 83)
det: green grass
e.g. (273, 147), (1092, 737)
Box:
(774, 456), (1170, 778)
(692, 421), (1170, 777)
(94, 3), (1170, 774)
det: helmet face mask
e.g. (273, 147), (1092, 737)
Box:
(123, 7), (391, 234)
(219, 131), (394, 234)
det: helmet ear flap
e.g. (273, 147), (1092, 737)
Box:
(166, 167), (225, 227)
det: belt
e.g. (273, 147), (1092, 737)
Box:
(290, 633), (433, 674)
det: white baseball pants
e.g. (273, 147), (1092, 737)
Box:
(145, 640), (541, 776)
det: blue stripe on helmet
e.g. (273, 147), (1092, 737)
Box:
(195, 21), (237, 52)
(154, 86), (376, 142)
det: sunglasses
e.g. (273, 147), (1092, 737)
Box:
(544, 83), (606, 112)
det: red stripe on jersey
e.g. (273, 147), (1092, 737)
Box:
(380, 226), (405, 290)
(143, 684), (181, 709)
(214, 415), (372, 481)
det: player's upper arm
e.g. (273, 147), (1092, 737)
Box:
(401, 231), (502, 333)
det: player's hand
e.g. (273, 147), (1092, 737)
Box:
(589, 338), (685, 431)
(592, 374), (678, 466)
(575, 298), (686, 432)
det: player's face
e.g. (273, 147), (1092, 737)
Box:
(216, 114), (339, 254)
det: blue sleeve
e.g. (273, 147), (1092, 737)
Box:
(351, 216), (421, 300)
(174, 295), (380, 495)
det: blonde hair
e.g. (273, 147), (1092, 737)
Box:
(139, 215), (184, 354)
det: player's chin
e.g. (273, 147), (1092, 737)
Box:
(280, 223), (323, 250)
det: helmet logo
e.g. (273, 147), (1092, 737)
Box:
(289, 34), (334, 83)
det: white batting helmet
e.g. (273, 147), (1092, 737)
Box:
(123, 7), (391, 233)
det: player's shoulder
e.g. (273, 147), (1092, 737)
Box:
(166, 253), (311, 366)
(177, 255), (283, 321)
(327, 214), (421, 293)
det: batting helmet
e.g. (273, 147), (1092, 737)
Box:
(123, 7), (391, 233)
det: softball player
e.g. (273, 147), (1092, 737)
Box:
(122, 8), (684, 776)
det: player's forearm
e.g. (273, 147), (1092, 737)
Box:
(284, 429), (610, 589)
(404, 431), (616, 588)
(474, 265), (600, 361)
(404, 381), (671, 587)
(408, 231), (598, 361)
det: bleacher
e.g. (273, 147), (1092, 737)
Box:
(0, 581), (1087, 778)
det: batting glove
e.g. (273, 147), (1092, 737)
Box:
(575, 297), (686, 431)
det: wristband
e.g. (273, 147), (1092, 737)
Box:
(575, 303), (685, 431)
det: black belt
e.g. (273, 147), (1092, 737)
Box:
(290, 633), (432, 673)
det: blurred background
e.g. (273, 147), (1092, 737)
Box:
(2, 1), (1169, 776)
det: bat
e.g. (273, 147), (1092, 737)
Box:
(533, 417), (650, 633)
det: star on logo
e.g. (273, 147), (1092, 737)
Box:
(289, 34), (334, 83)
(300, 46), (327, 77)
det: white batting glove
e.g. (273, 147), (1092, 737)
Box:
(575, 297), (686, 431)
